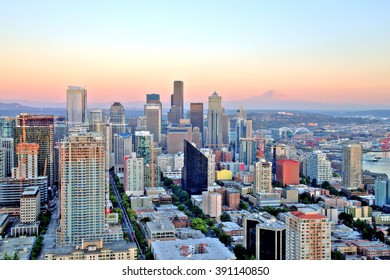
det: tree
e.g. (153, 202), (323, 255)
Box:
(331, 250), (345, 260)
(178, 205), (185, 211)
(218, 233), (233, 247)
(311, 178), (318, 187)
(321, 181), (331, 188)
(239, 201), (249, 210)
(191, 218), (207, 233)
(220, 213), (231, 222)
(233, 244), (247, 260)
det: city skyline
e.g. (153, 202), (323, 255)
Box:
(1, 1), (389, 108)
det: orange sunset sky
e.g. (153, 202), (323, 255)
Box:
(0, 1), (389, 107)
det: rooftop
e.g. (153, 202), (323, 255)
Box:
(0, 236), (36, 260)
(151, 238), (236, 260)
(290, 210), (327, 220)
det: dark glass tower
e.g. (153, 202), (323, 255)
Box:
(181, 140), (208, 195)
(190, 103), (204, 135)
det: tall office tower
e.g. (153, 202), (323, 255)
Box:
(207, 91), (223, 149)
(145, 103), (161, 143)
(136, 116), (147, 131)
(285, 210), (331, 260)
(239, 138), (257, 166)
(254, 160), (272, 193)
(110, 102), (126, 152)
(0, 117), (15, 138)
(124, 153), (144, 196)
(89, 109), (105, 133)
(0, 138), (14, 177)
(234, 108), (247, 158)
(202, 191), (222, 221)
(222, 113), (230, 146)
(182, 140), (208, 195)
(14, 114), (54, 186)
(113, 132), (132, 173)
(342, 143), (363, 190)
(20, 186), (40, 224)
(167, 81), (184, 124)
(306, 150), (332, 184)
(67, 86), (87, 129)
(166, 121), (192, 154)
(190, 103), (204, 136)
(375, 179), (390, 207)
(54, 116), (67, 143)
(256, 222), (286, 260)
(58, 132), (107, 245)
(192, 127), (202, 149)
(134, 131), (159, 188)
(0, 148), (5, 178)
(276, 159), (300, 186)
(200, 148), (216, 187)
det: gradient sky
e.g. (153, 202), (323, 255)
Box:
(1, 0), (389, 106)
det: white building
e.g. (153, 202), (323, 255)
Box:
(200, 148), (216, 186)
(306, 150), (332, 184)
(254, 160), (272, 193)
(201, 191), (222, 221)
(124, 153), (144, 196)
(20, 186), (40, 224)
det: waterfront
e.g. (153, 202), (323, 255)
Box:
(363, 151), (390, 177)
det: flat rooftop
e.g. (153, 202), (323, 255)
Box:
(151, 238), (236, 260)
(0, 236), (36, 260)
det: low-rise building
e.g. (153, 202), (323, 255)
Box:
(43, 240), (137, 260)
(151, 238), (236, 260)
(145, 220), (176, 245)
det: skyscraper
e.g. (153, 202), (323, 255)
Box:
(14, 114), (54, 186)
(254, 160), (272, 193)
(285, 210), (331, 260)
(342, 143), (363, 190)
(374, 179), (390, 207)
(207, 91), (223, 149)
(239, 138), (257, 166)
(89, 109), (105, 133)
(182, 140), (208, 195)
(256, 222), (286, 260)
(59, 132), (107, 245)
(0, 138), (14, 177)
(190, 103), (204, 136)
(200, 148), (216, 187)
(168, 81), (184, 124)
(110, 102), (126, 152)
(113, 132), (132, 173)
(145, 103), (161, 143)
(66, 86), (87, 129)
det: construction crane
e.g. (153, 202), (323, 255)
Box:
(380, 133), (390, 151)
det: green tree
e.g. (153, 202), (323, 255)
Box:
(233, 244), (247, 260)
(2, 252), (12, 260)
(220, 213), (231, 222)
(239, 201), (249, 210)
(321, 181), (331, 188)
(178, 205), (185, 211)
(331, 250), (345, 260)
(218, 233), (233, 247)
(311, 178), (318, 187)
(191, 218), (207, 234)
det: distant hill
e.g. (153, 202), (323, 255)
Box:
(0, 102), (66, 117)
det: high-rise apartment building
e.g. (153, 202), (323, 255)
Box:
(285, 210), (331, 260)
(200, 148), (216, 187)
(168, 81), (184, 124)
(145, 103), (161, 143)
(67, 86), (87, 128)
(182, 140), (208, 195)
(58, 132), (106, 245)
(207, 92), (223, 149)
(0, 148), (5, 179)
(124, 153), (144, 196)
(342, 143), (363, 190)
(254, 160), (272, 193)
(14, 114), (54, 186)
(109, 102), (126, 152)
(306, 150), (332, 184)
(202, 191), (222, 221)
